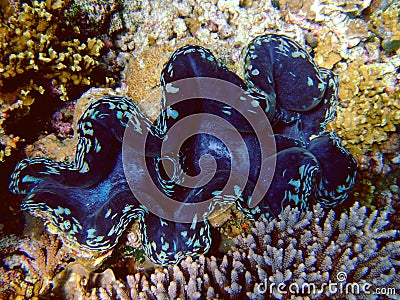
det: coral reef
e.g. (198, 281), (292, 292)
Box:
(50, 102), (75, 138)
(352, 131), (400, 223)
(370, 1), (400, 51)
(114, 0), (398, 160)
(24, 133), (76, 163)
(67, 0), (123, 35)
(0, 100), (22, 162)
(0, 0), (112, 165)
(52, 263), (130, 299)
(234, 202), (399, 299)
(0, 0), (105, 104)
(48, 202), (399, 299)
(374, 168), (400, 229)
(20, 87), (127, 163)
(1, 0), (399, 298)
(333, 55), (400, 155)
(0, 222), (72, 298)
(9, 35), (357, 267)
(117, 0), (305, 76)
(0, 0), (121, 243)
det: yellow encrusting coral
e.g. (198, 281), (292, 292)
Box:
(369, 2), (400, 51)
(0, 0), (104, 104)
(313, 30), (342, 69)
(0, 0), (106, 162)
(333, 55), (400, 155)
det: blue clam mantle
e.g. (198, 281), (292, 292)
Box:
(9, 35), (357, 265)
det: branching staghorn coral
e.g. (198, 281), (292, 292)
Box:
(53, 202), (399, 299)
(235, 202), (400, 299)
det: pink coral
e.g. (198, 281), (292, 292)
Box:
(50, 102), (75, 137)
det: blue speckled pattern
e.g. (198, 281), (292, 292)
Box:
(9, 34), (357, 265)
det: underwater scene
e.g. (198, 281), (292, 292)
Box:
(0, 0), (399, 299)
